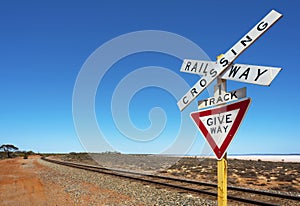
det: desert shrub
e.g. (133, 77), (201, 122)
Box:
(23, 152), (28, 159)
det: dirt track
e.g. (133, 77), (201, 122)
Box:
(0, 156), (70, 205)
(0, 156), (135, 206)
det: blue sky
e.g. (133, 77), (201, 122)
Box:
(0, 1), (299, 155)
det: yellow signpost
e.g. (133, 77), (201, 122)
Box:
(218, 153), (227, 206)
(215, 76), (228, 206)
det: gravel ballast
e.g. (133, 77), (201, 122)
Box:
(39, 159), (216, 205)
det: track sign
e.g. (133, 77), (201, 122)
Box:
(177, 10), (282, 111)
(198, 87), (246, 109)
(190, 98), (251, 160)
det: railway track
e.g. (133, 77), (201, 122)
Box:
(42, 157), (300, 205)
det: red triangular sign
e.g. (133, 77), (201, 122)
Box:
(190, 98), (251, 160)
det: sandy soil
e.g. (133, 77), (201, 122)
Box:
(0, 156), (131, 206)
(165, 157), (300, 194)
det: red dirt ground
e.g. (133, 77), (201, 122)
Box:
(0, 156), (71, 205)
(0, 156), (133, 206)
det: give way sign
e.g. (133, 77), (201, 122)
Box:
(190, 98), (251, 160)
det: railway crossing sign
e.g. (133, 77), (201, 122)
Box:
(177, 10), (282, 112)
(191, 98), (251, 160)
(177, 9), (283, 206)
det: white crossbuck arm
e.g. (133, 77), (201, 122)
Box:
(177, 10), (282, 111)
(180, 59), (281, 86)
